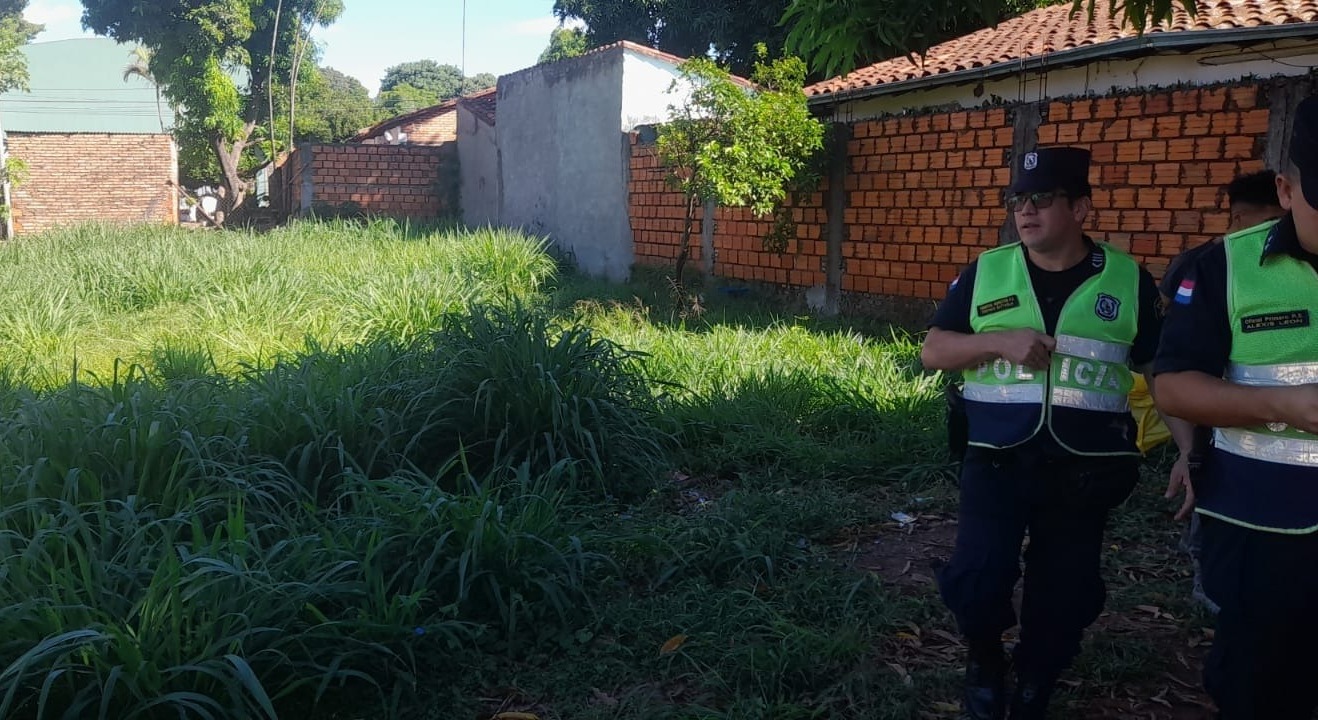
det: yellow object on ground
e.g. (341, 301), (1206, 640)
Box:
(1129, 374), (1170, 455)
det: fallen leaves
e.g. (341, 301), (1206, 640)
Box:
(659, 634), (688, 655)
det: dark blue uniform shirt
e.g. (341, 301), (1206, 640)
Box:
(1153, 214), (1318, 378)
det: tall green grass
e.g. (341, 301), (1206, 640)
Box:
(0, 221), (954, 719)
(0, 220), (556, 384)
(0, 302), (671, 718)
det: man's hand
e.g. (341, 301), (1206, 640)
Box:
(1274, 384), (1318, 434)
(993, 329), (1056, 371)
(1164, 452), (1195, 521)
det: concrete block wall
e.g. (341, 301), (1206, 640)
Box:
(7, 132), (177, 235)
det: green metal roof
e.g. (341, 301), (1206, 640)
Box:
(0, 38), (174, 134)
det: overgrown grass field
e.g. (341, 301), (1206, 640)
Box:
(0, 221), (1210, 719)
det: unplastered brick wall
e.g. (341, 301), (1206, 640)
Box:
(629, 143), (704, 267)
(1041, 85), (1266, 278)
(361, 111), (457, 146)
(625, 80), (1273, 308)
(292, 143), (453, 217)
(7, 132), (177, 236)
(843, 107), (1013, 299)
(629, 138), (827, 285)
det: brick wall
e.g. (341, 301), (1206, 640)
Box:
(360, 110), (457, 146)
(630, 143), (702, 265)
(627, 81), (1272, 305)
(7, 132), (177, 235)
(281, 143), (456, 218)
(629, 142), (829, 286)
(1044, 86), (1266, 279)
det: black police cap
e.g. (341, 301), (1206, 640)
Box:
(1009, 146), (1092, 198)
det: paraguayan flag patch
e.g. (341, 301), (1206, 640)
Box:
(1174, 279), (1194, 305)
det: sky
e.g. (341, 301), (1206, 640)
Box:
(22, 0), (582, 95)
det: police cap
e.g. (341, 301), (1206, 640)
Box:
(1009, 146), (1092, 198)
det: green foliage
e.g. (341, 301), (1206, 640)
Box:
(375, 62), (494, 115)
(539, 26), (590, 64)
(0, 222), (557, 383)
(553, 0), (795, 79)
(656, 47), (825, 282)
(783, 0), (1163, 80)
(280, 66), (381, 144)
(376, 82), (439, 115)
(0, 2), (40, 94)
(380, 60), (464, 97)
(80, 0), (346, 208)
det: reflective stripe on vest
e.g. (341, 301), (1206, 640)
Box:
(1201, 219), (1318, 533)
(1228, 361), (1318, 387)
(1214, 361), (1318, 467)
(963, 382), (1045, 404)
(1214, 427), (1318, 467)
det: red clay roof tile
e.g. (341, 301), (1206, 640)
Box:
(805, 0), (1318, 98)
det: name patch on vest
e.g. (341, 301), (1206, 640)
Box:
(1241, 310), (1310, 333)
(977, 295), (1020, 317)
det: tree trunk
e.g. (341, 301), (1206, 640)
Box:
(673, 187), (699, 288)
(211, 120), (256, 219)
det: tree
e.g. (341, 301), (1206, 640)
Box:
(379, 60), (465, 100)
(285, 66), (379, 143)
(657, 46), (824, 285)
(554, 0), (792, 78)
(783, 0), (1188, 79)
(122, 45), (170, 133)
(376, 83), (438, 115)
(461, 72), (496, 93)
(376, 63), (494, 115)
(0, 1), (41, 94)
(539, 26), (588, 64)
(80, 0), (344, 215)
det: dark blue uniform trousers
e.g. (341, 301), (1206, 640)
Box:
(937, 447), (1140, 678)
(1200, 516), (1318, 720)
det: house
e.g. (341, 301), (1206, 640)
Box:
(270, 88), (498, 221)
(350, 86), (496, 146)
(625, 0), (1318, 319)
(470, 41), (742, 282)
(0, 38), (179, 237)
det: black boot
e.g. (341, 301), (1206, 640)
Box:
(961, 642), (1007, 720)
(1007, 673), (1056, 720)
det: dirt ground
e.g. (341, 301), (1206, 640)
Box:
(837, 513), (1217, 720)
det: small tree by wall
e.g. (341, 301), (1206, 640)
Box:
(657, 45), (825, 288)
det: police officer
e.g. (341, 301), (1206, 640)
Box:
(1155, 95), (1318, 719)
(1157, 170), (1284, 616)
(922, 146), (1164, 719)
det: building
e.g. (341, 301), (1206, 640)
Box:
(0, 38), (179, 236)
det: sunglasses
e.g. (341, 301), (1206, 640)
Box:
(1005, 190), (1068, 212)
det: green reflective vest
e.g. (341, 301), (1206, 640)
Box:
(1200, 220), (1318, 533)
(962, 242), (1140, 456)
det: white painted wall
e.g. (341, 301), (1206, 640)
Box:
(825, 39), (1318, 119)
(621, 50), (692, 130)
